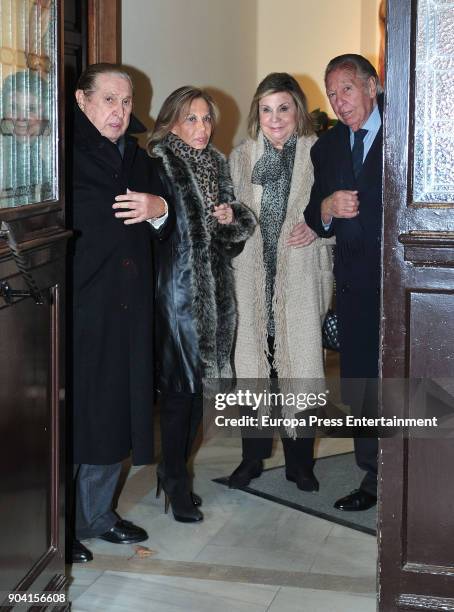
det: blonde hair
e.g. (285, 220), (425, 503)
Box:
(148, 86), (219, 154)
(247, 72), (314, 140)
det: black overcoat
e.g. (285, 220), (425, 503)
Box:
(70, 106), (169, 465)
(304, 103), (383, 395)
(151, 143), (256, 394)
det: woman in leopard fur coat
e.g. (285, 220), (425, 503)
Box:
(147, 86), (256, 524)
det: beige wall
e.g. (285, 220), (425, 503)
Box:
(257, 0), (381, 114)
(121, 0), (257, 152)
(122, 0), (381, 151)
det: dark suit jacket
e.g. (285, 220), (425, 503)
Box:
(304, 100), (383, 388)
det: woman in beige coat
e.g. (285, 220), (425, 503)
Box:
(228, 73), (334, 492)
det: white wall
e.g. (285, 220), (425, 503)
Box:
(360, 0), (382, 66)
(122, 0), (381, 151)
(121, 0), (258, 152)
(257, 0), (381, 114)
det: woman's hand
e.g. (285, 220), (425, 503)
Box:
(286, 221), (317, 248)
(213, 203), (234, 225)
(113, 188), (166, 225)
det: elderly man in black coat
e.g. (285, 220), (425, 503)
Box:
(70, 63), (171, 562)
(304, 54), (383, 512)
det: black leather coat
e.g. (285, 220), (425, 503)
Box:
(151, 142), (256, 394)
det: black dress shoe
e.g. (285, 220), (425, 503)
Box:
(228, 459), (263, 489)
(334, 489), (377, 511)
(286, 468), (319, 492)
(98, 519), (148, 544)
(71, 540), (93, 563)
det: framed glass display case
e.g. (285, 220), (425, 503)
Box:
(0, 0), (58, 209)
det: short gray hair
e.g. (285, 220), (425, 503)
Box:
(325, 54), (383, 94)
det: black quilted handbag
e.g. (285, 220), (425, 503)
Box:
(322, 308), (339, 351)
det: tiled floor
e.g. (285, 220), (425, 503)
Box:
(72, 572), (375, 612)
(67, 435), (377, 611)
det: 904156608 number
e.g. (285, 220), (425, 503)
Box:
(7, 592), (67, 604)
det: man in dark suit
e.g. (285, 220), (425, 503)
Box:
(304, 54), (383, 511)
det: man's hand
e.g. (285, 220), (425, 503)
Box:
(286, 221), (317, 248)
(113, 189), (166, 225)
(213, 203), (234, 225)
(321, 190), (359, 224)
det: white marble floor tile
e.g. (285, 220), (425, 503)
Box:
(81, 482), (236, 563)
(67, 423), (378, 609)
(194, 543), (317, 573)
(66, 567), (104, 603)
(182, 482), (338, 573)
(107, 572), (278, 605)
(310, 534), (377, 577)
(329, 523), (376, 540)
(208, 495), (333, 553)
(72, 571), (278, 612)
(267, 586), (376, 612)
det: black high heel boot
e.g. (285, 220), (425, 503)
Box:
(156, 476), (203, 523)
(156, 465), (202, 506)
(191, 491), (202, 506)
(159, 392), (203, 509)
(184, 395), (203, 507)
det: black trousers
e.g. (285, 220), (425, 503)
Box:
(352, 379), (378, 496)
(242, 435), (315, 472)
(159, 390), (203, 493)
(354, 437), (378, 496)
(241, 336), (315, 472)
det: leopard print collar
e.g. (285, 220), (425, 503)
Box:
(164, 133), (219, 223)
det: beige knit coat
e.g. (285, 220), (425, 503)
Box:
(229, 132), (334, 398)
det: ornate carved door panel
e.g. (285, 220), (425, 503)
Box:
(379, 1), (454, 610)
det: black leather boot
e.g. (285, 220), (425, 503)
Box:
(156, 463), (202, 507)
(158, 392), (204, 520)
(157, 475), (203, 522)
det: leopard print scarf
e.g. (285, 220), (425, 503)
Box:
(164, 132), (219, 227)
(252, 132), (297, 335)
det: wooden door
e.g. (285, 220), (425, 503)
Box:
(0, 1), (69, 607)
(0, 0), (120, 608)
(379, 1), (454, 610)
